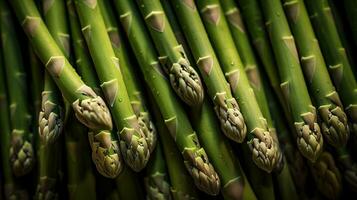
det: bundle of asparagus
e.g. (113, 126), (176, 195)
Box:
(1, 0), (357, 199)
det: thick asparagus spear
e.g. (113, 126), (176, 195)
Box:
(259, 0), (323, 162)
(98, 0), (157, 154)
(134, 0), (204, 107)
(8, 0), (112, 131)
(169, 0), (247, 143)
(73, 0), (150, 171)
(114, 0), (220, 195)
(305, 0), (357, 135)
(66, 0), (122, 178)
(0, 36), (29, 200)
(309, 151), (342, 199)
(144, 142), (172, 200)
(283, 0), (349, 148)
(196, 0), (278, 172)
(0, 0), (35, 177)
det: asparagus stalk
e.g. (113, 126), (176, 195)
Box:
(73, 0), (150, 171)
(196, 0), (278, 172)
(98, 0), (157, 153)
(169, 0), (247, 143)
(237, 0), (284, 107)
(66, 0), (122, 178)
(309, 151), (342, 199)
(64, 109), (96, 200)
(114, 0), (220, 195)
(114, 166), (145, 200)
(0, 0), (35, 177)
(8, 0), (112, 131)
(335, 147), (357, 193)
(144, 142), (172, 200)
(190, 99), (257, 199)
(0, 36), (29, 200)
(283, 0), (349, 148)
(305, 0), (357, 136)
(259, 0), (323, 162)
(134, 0), (204, 107)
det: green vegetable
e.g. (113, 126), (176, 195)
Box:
(259, 0), (323, 162)
(144, 142), (172, 200)
(114, 0), (220, 195)
(8, 0), (113, 131)
(283, 0), (349, 148)
(114, 166), (145, 200)
(197, 0), (278, 172)
(305, 0), (357, 135)
(73, 0), (150, 171)
(66, 0), (122, 179)
(0, 0), (34, 177)
(98, 0), (157, 153)
(169, 0), (247, 143)
(135, 0), (204, 107)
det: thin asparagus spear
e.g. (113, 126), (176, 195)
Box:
(114, 166), (145, 200)
(196, 0), (278, 172)
(73, 0), (150, 171)
(114, 0), (220, 195)
(134, 0), (204, 107)
(0, 0), (34, 177)
(149, 97), (200, 200)
(8, 0), (112, 131)
(169, 0), (246, 144)
(283, 0), (349, 148)
(64, 109), (96, 200)
(98, 0), (157, 153)
(305, 0), (357, 135)
(0, 33), (29, 200)
(309, 151), (342, 199)
(144, 142), (172, 200)
(259, 0), (323, 162)
(66, 0), (122, 178)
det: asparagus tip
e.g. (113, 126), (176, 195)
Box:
(138, 112), (158, 153)
(35, 176), (58, 200)
(38, 99), (64, 144)
(144, 172), (172, 200)
(88, 130), (123, 178)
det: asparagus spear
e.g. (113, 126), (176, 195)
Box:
(8, 0), (112, 131)
(282, 0), (349, 148)
(114, 166), (145, 200)
(66, 0), (122, 178)
(196, 0), (278, 172)
(169, 0), (247, 143)
(64, 108), (96, 200)
(335, 147), (357, 193)
(309, 151), (342, 199)
(305, 0), (357, 136)
(144, 142), (172, 200)
(73, 0), (150, 171)
(0, 0), (34, 177)
(98, 0), (157, 153)
(0, 35), (29, 200)
(259, 0), (323, 162)
(114, 0), (220, 195)
(134, 0), (204, 107)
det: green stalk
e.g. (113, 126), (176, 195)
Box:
(8, 0), (112, 131)
(0, 35), (29, 200)
(305, 0), (357, 135)
(66, 0), (122, 179)
(144, 142), (172, 200)
(169, 2), (247, 145)
(237, 0), (284, 107)
(149, 97), (200, 200)
(259, 0), (323, 162)
(64, 109), (96, 200)
(283, 0), (349, 148)
(114, 166), (145, 200)
(98, 0), (157, 153)
(0, 0), (34, 177)
(73, 0), (150, 172)
(114, 0), (220, 195)
(190, 99), (257, 200)
(196, 0), (278, 172)
(134, 0), (204, 107)
(309, 151), (342, 199)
